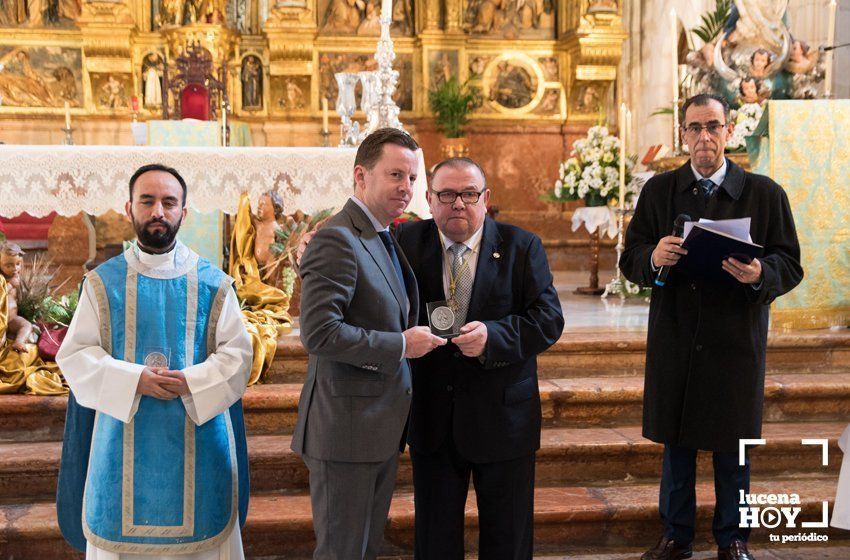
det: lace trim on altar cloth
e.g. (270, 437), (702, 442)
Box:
(0, 146), (365, 218)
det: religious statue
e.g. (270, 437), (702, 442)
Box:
(99, 74), (127, 108)
(182, 0), (204, 24)
(539, 89), (559, 112)
(785, 38), (823, 99)
(464, 0), (552, 38)
(202, 0), (226, 24)
(141, 53), (164, 109)
(279, 78), (304, 110)
(51, 66), (76, 102)
(155, 0), (182, 27)
(228, 193), (293, 386)
(574, 83), (601, 113)
(0, 244), (35, 353)
(356, 0), (380, 35)
(0, 0), (27, 25)
(390, 0), (412, 35)
(251, 191), (285, 281)
(322, 0), (364, 33)
(430, 52), (453, 90)
(686, 0), (824, 105)
(738, 76), (767, 105)
(489, 60), (535, 109)
(241, 55), (263, 110)
(0, 243), (66, 395)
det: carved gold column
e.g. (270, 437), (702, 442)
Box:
(423, 0), (441, 32)
(444, 0), (462, 34)
(77, 0), (136, 113)
(558, 0), (627, 124)
(264, 0), (318, 142)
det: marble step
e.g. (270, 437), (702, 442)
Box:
(267, 330), (850, 383)
(2, 422), (844, 503)
(3, 371), (850, 443)
(2, 477), (845, 559)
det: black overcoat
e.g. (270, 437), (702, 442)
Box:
(620, 159), (803, 452)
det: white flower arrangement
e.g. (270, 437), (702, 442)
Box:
(726, 102), (764, 151)
(551, 125), (640, 207)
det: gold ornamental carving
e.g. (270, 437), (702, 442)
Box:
(164, 24), (239, 63)
(559, 0), (626, 123)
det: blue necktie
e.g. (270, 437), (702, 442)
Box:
(378, 230), (406, 294)
(698, 178), (718, 200)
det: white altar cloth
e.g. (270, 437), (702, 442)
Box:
(0, 145), (431, 218)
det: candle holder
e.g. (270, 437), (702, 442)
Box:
(61, 127), (74, 146)
(672, 99), (681, 155)
(320, 129), (331, 147)
(333, 14), (404, 147)
(602, 207), (632, 300)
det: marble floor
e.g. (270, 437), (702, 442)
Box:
(554, 270), (649, 333)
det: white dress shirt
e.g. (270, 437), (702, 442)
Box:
(350, 196), (407, 359)
(439, 226), (484, 301)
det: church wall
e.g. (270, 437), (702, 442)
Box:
(0, 0), (628, 270)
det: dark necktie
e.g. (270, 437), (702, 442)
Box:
(698, 178), (718, 200)
(378, 230), (406, 294)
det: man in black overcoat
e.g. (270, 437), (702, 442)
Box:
(620, 94), (803, 560)
(396, 157), (564, 559)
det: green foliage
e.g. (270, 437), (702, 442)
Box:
(427, 78), (482, 138)
(650, 106), (674, 117)
(691, 0), (732, 44)
(15, 253), (75, 325)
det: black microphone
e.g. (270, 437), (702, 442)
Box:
(654, 213), (692, 287)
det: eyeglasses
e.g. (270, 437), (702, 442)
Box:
(430, 189), (485, 204)
(683, 122), (728, 137)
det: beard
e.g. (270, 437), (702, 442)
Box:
(133, 214), (182, 251)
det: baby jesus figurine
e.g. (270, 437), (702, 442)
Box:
(251, 191), (285, 285)
(0, 243), (36, 353)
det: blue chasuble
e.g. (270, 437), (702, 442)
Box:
(56, 245), (250, 554)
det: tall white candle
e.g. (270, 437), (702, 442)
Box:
(619, 103), (627, 211)
(382, 0), (392, 19)
(322, 97), (329, 133)
(671, 8), (679, 106)
(64, 101), (71, 129)
(826, 0), (837, 97)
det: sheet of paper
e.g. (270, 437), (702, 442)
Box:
(683, 217), (752, 242)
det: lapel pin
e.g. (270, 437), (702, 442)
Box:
(493, 252), (500, 259)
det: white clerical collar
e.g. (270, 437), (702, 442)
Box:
(126, 240), (198, 279)
(439, 224), (484, 253)
(350, 196), (389, 232)
(134, 242), (177, 269)
(691, 158), (727, 186)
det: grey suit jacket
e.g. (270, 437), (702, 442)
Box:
(291, 199), (419, 463)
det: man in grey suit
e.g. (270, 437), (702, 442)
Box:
(292, 128), (447, 559)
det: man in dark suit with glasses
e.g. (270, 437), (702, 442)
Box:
(396, 157), (564, 560)
(621, 94), (803, 560)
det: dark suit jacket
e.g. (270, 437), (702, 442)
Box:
(397, 217), (564, 463)
(292, 199), (419, 463)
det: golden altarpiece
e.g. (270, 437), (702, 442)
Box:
(0, 0), (625, 130)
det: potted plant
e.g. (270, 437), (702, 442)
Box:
(428, 77), (482, 158)
(547, 125), (640, 207)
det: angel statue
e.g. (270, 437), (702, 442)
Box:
(685, 0), (824, 105)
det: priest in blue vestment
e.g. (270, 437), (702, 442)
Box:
(56, 164), (253, 559)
